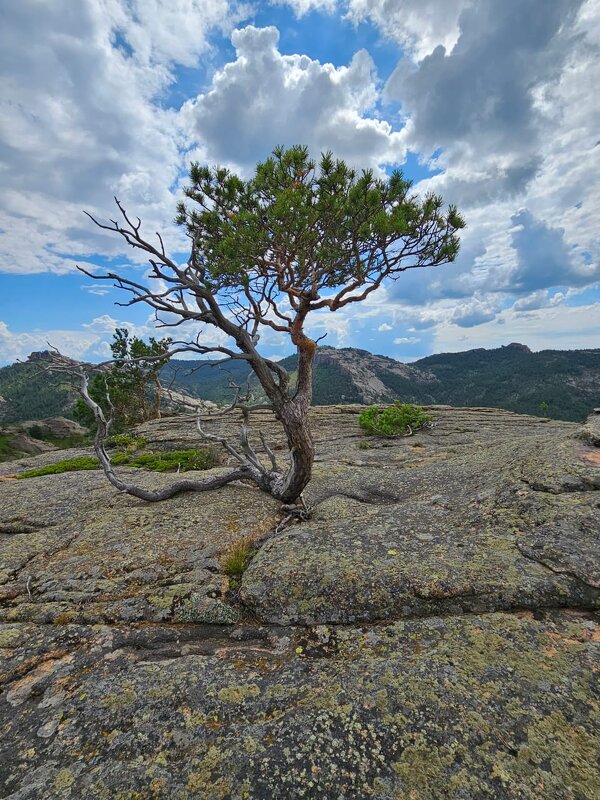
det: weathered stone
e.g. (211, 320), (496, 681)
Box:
(0, 612), (598, 799)
(0, 406), (598, 798)
(0, 467), (278, 624)
(577, 411), (600, 446)
(241, 408), (599, 624)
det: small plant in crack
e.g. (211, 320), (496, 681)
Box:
(221, 536), (257, 578)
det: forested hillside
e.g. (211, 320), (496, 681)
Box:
(2, 344), (599, 423)
(162, 344), (600, 422)
(414, 344), (600, 421)
(0, 354), (78, 423)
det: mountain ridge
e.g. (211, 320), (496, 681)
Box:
(1, 343), (599, 423)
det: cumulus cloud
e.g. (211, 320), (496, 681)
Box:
(182, 24), (405, 172)
(381, 0), (600, 320)
(387, 0), (584, 199)
(512, 290), (565, 313)
(509, 210), (600, 293)
(1, 0), (599, 359)
(432, 302), (600, 353)
(346, 0), (469, 61)
(0, 320), (100, 364)
(0, 0), (242, 274)
(451, 297), (500, 328)
(273, 0), (337, 16)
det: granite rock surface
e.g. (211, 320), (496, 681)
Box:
(0, 406), (598, 798)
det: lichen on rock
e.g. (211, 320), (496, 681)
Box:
(0, 406), (598, 798)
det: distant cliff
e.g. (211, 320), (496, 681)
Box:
(162, 343), (600, 422)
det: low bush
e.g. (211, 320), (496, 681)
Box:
(27, 424), (45, 440)
(0, 433), (17, 461)
(105, 433), (146, 450)
(359, 402), (433, 437)
(18, 447), (218, 479)
(18, 456), (99, 478)
(111, 448), (218, 472)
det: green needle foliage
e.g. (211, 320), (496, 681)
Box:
(176, 145), (465, 297)
(74, 328), (171, 432)
(359, 402), (433, 437)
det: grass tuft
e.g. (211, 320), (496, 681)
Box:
(220, 536), (257, 577)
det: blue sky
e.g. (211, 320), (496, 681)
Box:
(1, 0), (599, 366)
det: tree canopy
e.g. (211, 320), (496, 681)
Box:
(74, 328), (171, 431)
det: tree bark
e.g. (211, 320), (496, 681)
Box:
(268, 327), (316, 503)
(270, 397), (315, 503)
(152, 375), (162, 419)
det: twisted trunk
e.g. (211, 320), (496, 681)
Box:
(267, 325), (316, 503)
(269, 398), (314, 503)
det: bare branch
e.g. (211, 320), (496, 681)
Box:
(46, 355), (258, 501)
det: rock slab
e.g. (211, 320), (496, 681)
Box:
(1, 406), (599, 798)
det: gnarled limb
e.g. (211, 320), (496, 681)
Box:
(46, 354), (256, 501)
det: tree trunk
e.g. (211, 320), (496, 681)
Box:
(267, 327), (316, 503)
(270, 397), (314, 503)
(152, 375), (162, 419)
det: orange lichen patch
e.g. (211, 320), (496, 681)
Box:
(580, 449), (600, 466)
(5, 652), (75, 706)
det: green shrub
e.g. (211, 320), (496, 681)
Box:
(18, 457), (100, 478)
(0, 433), (17, 461)
(105, 433), (146, 451)
(359, 402), (433, 437)
(112, 448), (218, 472)
(18, 447), (218, 479)
(27, 424), (45, 440)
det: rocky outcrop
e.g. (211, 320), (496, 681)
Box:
(0, 406), (598, 798)
(17, 417), (87, 439)
(0, 417), (88, 462)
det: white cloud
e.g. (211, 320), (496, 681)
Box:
(181, 24), (406, 172)
(393, 336), (419, 344)
(273, 0), (337, 16)
(0, 320), (101, 365)
(512, 290), (565, 312)
(0, 0), (243, 275)
(381, 0), (600, 320)
(433, 302), (600, 353)
(346, 0), (469, 61)
(1, 0), (599, 361)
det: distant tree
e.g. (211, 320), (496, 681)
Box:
(74, 329), (171, 432)
(76, 145), (464, 504)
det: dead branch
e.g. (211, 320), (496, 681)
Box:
(45, 353), (259, 501)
